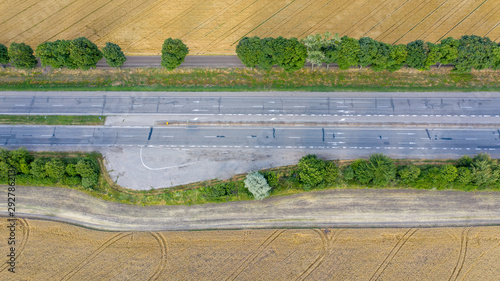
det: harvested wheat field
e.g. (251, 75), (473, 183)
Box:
(0, 0), (498, 55)
(0, 219), (498, 280)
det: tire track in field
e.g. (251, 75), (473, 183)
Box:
(461, 240), (500, 280)
(343, 0), (395, 36)
(393, 0), (451, 44)
(128, 0), (206, 50)
(464, 2), (500, 35)
(376, 1), (428, 42)
(0, 1), (40, 27)
(260, 0), (322, 38)
(361, 0), (412, 38)
(148, 232), (168, 281)
(448, 227), (471, 281)
(485, 21), (500, 38)
(179, 0), (246, 39)
(418, 0), (470, 42)
(60, 232), (131, 281)
(295, 0), (349, 38)
(46, 0), (117, 42)
(295, 228), (343, 281)
(224, 229), (286, 281)
(197, 0), (266, 54)
(0, 218), (30, 273)
(7, 0), (82, 42)
(437, 0), (489, 42)
(230, 0), (300, 46)
(369, 228), (417, 281)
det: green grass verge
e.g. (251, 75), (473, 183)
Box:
(1, 67), (499, 92)
(1, 151), (496, 207)
(0, 115), (105, 125)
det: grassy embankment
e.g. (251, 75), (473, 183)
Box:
(0, 67), (499, 92)
(0, 115), (105, 125)
(1, 150), (497, 207)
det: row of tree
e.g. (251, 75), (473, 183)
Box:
(296, 153), (500, 189)
(0, 147), (100, 189)
(236, 33), (500, 72)
(236, 36), (307, 72)
(0, 38), (189, 70)
(302, 33), (500, 72)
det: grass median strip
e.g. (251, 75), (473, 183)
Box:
(0, 115), (105, 125)
(0, 67), (499, 92)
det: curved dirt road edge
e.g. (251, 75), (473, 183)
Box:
(2, 185), (500, 231)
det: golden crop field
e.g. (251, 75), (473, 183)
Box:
(0, 219), (499, 280)
(0, 0), (498, 55)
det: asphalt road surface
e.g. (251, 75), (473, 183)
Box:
(95, 55), (245, 68)
(1, 125), (499, 156)
(5, 186), (500, 231)
(2, 93), (500, 118)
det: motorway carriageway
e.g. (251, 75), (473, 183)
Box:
(1, 126), (499, 154)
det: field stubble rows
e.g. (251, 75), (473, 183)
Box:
(0, 0), (498, 55)
(0, 219), (498, 280)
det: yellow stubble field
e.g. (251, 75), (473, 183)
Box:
(0, 218), (499, 280)
(0, 0), (498, 55)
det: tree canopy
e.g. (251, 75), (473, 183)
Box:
(244, 171), (272, 200)
(102, 42), (127, 67)
(161, 38), (189, 70)
(9, 42), (38, 69)
(0, 44), (9, 65)
(69, 37), (103, 70)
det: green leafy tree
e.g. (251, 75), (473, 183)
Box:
(406, 40), (427, 70)
(161, 38), (189, 70)
(492, 44), (500, 70)
(10, 147), (32, 174)
(244, 171), (272, 200)
(438, 37), (459, 67)
(76, 158), (99, 189)
(236, 36), (263, 69)
(9, 42), (38, 69)
(342, 165), (354, 181)
(423, 42), (441, 70)
(386, 44), (407, 72)
(337, 36), (360, 70)
(0, 43), (9, 65)
(75, 157), (99, 178)
(45, 159), (66, 179)
(351, 159), (373, 184)
(30, 158), (47, 178)
(470, 153), (499, 187)
(456, 167), (472, 184)
(69, 37), (103, 70)
(367, 154), (396, 186)
(457, 155), (473, 168)
(258, 37), (276, 70)
(102, 42), (126, 67)
(398, 165), (421, 184)
(65, 164), (78, 176)
(272, 37), (307, 72)
(371, 41), (392, 71)
(324, 161), (339, 185)
(55, 40), (76, 69)
(301, 32), (338, 70)
(297, 154), (326, 187)
(36, 41), (61, 68)
(440, 164), (457, 182)
(262, 171), (279, 187)
(358, 37), (378, 69)
(455, 35), (496, 72)
(0, 161), (10, 179)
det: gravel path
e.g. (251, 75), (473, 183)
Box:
(4, 185), (499, 231)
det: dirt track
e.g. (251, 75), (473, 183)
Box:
(3, 185), (500, 231)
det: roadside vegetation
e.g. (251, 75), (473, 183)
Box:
(0, 67), (499, 92)
(0, 147), (498, 206)
(0, 115), (104, 125)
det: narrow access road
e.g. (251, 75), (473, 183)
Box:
(3, 185), (499, 231)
